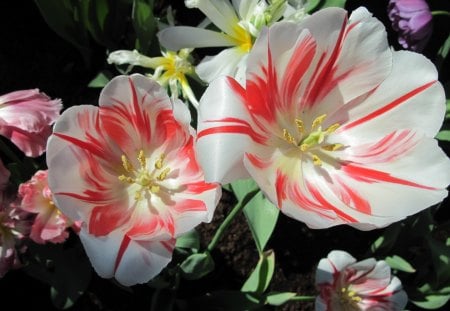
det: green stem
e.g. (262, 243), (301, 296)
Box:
(0, 138), (22, 164)
(206, 189), (260, 252)
(289, 295), (316, 301)
(432, 11), (450, 17)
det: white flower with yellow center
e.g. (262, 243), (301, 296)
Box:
(157, 0), (302, 84)
(107, 48), (199, 108)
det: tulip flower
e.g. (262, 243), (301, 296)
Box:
(0, 89), (62, 157)
(388, 0), (433, 52)
(18, 170), (75, 244)
(46, 74), (220, 286)
(158, 0), (303, 84)
(196, 7), (450, 229)
(315, 250), (408, 310)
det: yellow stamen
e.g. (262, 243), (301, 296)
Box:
(283, 129), (296, 145)
(155, 154), (165, 169)
(321, 143), (343, 151)
(300, 143), (309, 152)
(295, 119), (304, 134)
(138, 150), (146, 168)
(312, 154), (322, 166)
(311, 114), (327, 130)
(157, 167), (171, 181)
(121, 155), (134, 172)
(150, 185), (160, 193)
(325, 123), (340, 134)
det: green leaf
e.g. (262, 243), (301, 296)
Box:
(230, 178), (259, 202)
(175, 229), (200, 251)
(265, 292), (297, 306)
(34, 0), (91, 63)
(132, 0), (157, 54)
(412, 293), (450, 309)
(436, 130), (450, 141)
(305, 0), (321, 13)
(241, 250), (275, 294)
(385, 255), (416, 273)
(243, 191), (279, 253)
(88, 71), (111, 88)
(179, 252), (214, 280)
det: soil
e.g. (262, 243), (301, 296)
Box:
(1, 1), (449, 311)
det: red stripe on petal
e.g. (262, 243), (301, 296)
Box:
(161, 239), (176, 253)
(340, 81), (436, 131)
(246, 153), (270, 169)
(197, 125), (265, 144)
(342, 163), (437, 190)
(303, 16), (348, 107)
(172, 199), (207, 213)
(275, 171), (288, 208)
(282, 34), (316, 106)
(185, 181), (218, 194)
(337, 181), (371, 215)
(114, 235), (131, 273)
(89, 204), (129, 236)
(54, 133), (104, 158)
(307, 183), (358, 223)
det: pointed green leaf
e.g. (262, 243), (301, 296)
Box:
(385, 255), (416, 273)
(241, 250), (275, 294)
(265, 292), (297, 306)
(244, 191), (279, 253)
(88, 71), (111, 88)
(436, 130), (450, 141)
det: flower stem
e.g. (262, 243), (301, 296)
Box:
(0, 138), (22, 164)
(432, 11), (450, 17)
(206, 189), (260, 252)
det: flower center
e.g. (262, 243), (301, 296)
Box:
(282, 114), (343, 166)
(338, 287), (362, 310)
(118, 150), (171, 201)
(232, 24), (253, 52)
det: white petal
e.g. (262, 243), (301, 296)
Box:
(99, 74), (169, 111)
(157, 26), (234, 50)
(196, 76), (254, 183)
(195, 0), (240, 36)
(79, 228), (174, 286)
(336, 50), (445, 141)
(316, 250), (355, 285)
(114, 238), (174, 286)
(47, 105), (107, 222)
(79, 227), (122, 279)
(196, 47), (248, 83)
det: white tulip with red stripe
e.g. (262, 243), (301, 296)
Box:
(196, 7), (450, 230)
(47, 74), (221, 286)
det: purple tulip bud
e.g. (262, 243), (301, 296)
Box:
(388, 0), (433, 52)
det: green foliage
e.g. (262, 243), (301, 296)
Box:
(265, 292), (297, 306)
(231, 179), (279, 253)
(385, 255), (416, 273)
(243, 192), (279, 253)
(179, 252), (215, 280)
(241, 250), (275, 294)
(132, 0), (157, 55)
(305, 0), (347, 13)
